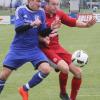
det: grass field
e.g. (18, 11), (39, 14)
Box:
(0, 23), (100, 100)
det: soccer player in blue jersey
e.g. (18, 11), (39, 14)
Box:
(0, 0), (59, 99)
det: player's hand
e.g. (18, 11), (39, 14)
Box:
(31, 18), (41, 27)
(51, 19), (61, 30)
(49, 33), (58, 38)
(42, 36), (50, 45)
(39, 36), (50, 45)
(76, 14), (96, 28)
(85, 16), (96, 27)
(49, 29), (59, 37)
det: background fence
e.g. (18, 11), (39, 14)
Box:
(0, 0), (100, 16)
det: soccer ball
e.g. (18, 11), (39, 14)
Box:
(72, 50), (88, 67)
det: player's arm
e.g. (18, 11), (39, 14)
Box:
(15, 18), (53, 35)
(15, 18), (42, 33)
(39, 10), (60, 37)
(60, 10), (76, 27)
(76, 16), (96, 28)
(15, 7), (32, 33)
(15, 7), (42, 33)
(61, 10), (96, 28)
(15, 9), (53, 35)
(15, 23), (33, 33)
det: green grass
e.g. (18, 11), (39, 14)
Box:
(0, 23), (100, 100)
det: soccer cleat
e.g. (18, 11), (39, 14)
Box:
(60, 93), (70, 100)
(18, 87), (28, 100)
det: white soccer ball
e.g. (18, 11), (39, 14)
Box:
(72, 50), (88, 67)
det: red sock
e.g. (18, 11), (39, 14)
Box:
(59, 72), (68, 95)
(70, 77), (82, 100)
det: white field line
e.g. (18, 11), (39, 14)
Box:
(78, 95), (100, 97)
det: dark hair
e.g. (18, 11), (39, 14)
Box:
(44, 0), (49, 3)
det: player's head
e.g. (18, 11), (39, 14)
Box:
(44, 0), (60, 14)
(28, 0), (41, 10)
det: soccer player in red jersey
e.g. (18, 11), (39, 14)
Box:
(39, 0), (96, 100)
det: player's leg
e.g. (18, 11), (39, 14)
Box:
(0, 50), (28, 94)
(42, 48), (69, 74)
(57, 60), (69, 74)
(59, 72), (69, 100)
(42, 48), (70, 100)
(69, 63), (82, 100)
(18, 49), (51, 100)
(58, 52), (72, 100)
(48, 59), (69, 99)
(19, 62), (51, 100)
(23, 62), (51, 90)
(56, 59), (69, 99)
(19, 63), (51, 99)
(0, 66), (13, 93)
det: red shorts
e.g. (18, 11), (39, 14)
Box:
(41, 46), (72, 65)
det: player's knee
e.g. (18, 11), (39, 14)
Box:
(0, 66), (12, 80)
(0, 72), (8, 81)
(57, 65), (69, 74)
(43, 66), (51, 74)
(57, 60), (69, 74)
(74, 70), (82, 79)
(62, 66), (69, 74)
(38, 62), (51, 74)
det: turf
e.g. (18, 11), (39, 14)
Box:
(0, 23), (100, 100)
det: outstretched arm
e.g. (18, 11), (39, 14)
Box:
(60, 10), (96, 28)
(76, 16), (96, 28)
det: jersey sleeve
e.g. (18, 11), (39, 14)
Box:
(60, 10), (76, 27)
(40, 10), (47, 30)
(15, 7), (24, 28)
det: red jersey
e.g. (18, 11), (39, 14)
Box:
(40, 10), (76, 65)
(40, 10), (76, 49)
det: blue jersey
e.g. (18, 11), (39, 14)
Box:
(10, 5), (46, 50)
(3, 6), (48, 69)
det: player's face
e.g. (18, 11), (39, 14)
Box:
(48, 0), (60, 14)
(28, 0), (41, 10)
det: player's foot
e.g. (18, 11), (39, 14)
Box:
(18, 87), (28, 100)
(60, 93), (70, 100)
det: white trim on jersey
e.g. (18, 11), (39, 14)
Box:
(15, 5), (43, 20)
(15, 5), (25, 20)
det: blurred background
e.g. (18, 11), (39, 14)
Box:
(0, 0), (100, 15)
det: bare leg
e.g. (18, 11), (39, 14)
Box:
(0, 66), (13, 93)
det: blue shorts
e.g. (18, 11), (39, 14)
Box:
(3, 47), (48, 70)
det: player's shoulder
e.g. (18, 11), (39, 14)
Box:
(15, 5), (26, 14)
(16, 5), (26, 11)
(57, 9), (65, 14)
(56, 9), (67, 17)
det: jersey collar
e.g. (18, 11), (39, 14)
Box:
(25, 5), (41, 13)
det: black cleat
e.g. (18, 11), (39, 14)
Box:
(60, 93), (70, 100)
